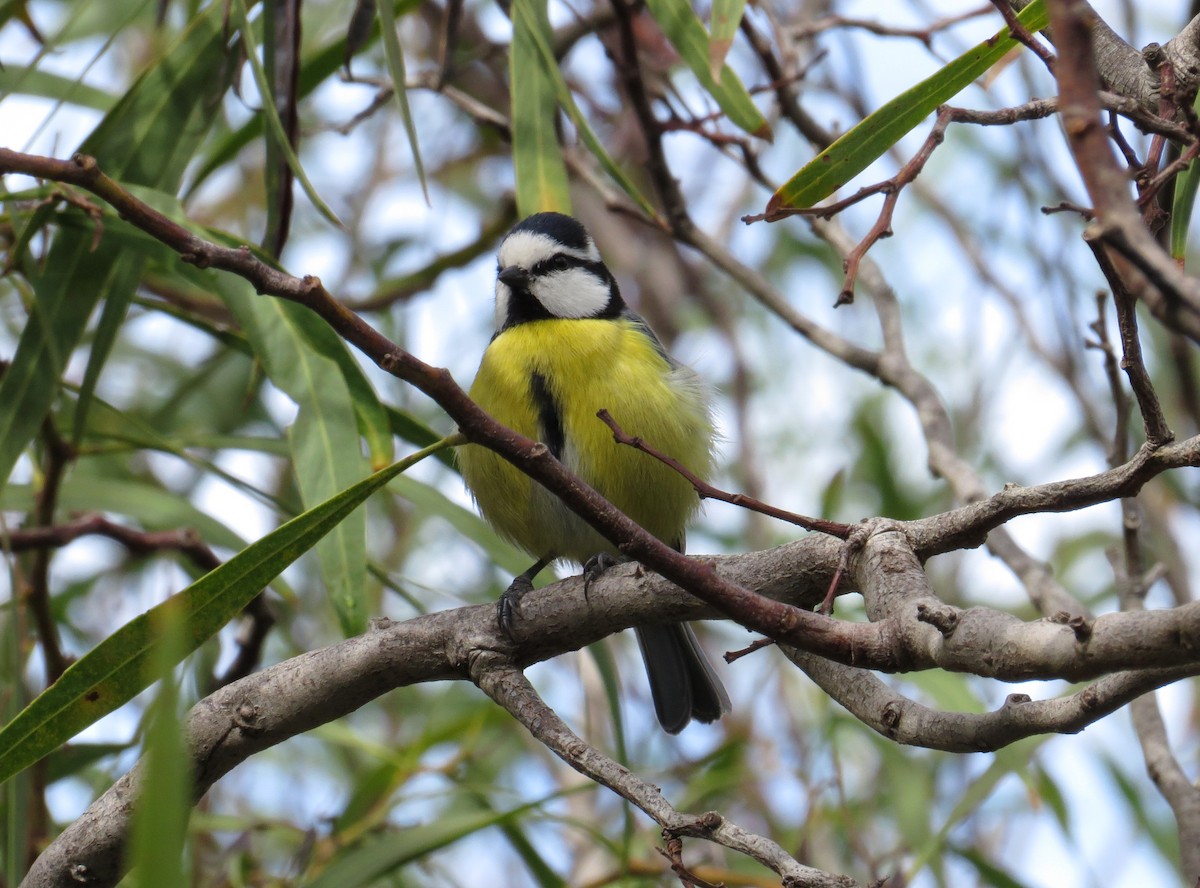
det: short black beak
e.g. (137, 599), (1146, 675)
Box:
(498, 266), (531, 291)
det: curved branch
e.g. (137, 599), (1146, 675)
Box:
(789, 643), (1200, 753)
(474, 662), (853, 887)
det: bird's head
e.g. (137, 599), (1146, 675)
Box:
(493, 212), (624, 331)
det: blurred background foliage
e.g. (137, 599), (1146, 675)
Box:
(0, 0), (1197, 886)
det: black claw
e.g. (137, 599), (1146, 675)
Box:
(497, 574), (535, 638)
(582, 552), (621, 600)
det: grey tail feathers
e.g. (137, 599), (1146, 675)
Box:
(634, 623), (731, 734)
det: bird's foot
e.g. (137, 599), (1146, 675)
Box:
(497, 574), (535, 639)
(582, 553), (621, 602)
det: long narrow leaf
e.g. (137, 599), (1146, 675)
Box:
(217, 278), (372, 636)
(0, 442), (450, 786)
(1170, 159), (1199, 261)
(128, 605), (190, 888)
(508, 0), (657, 218)
(377, 0), (430, 204)
(643, 0), (768, 138)
(0, 6), (232, 491)
(708, 0), (746, 82)
(510, 0), (571, 216)
(0, 65), (116, 111)
(766, 1), (1047, 215)
(229, 0), (346, 231)
(1170, 91), (1200, 261)
(303, 796), (558, 888)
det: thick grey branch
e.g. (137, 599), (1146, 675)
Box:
(1092, 9), (1200, 110)
(788, 647), (1200, 753)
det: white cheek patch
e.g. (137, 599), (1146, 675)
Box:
(498, 230), (600, 269)
(531, 267), (611, 318)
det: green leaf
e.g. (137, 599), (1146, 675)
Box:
(70, 258), (140, 447)
(128, 604), (190, 888)
(0, 65), (116, 111)
(643, 0), (769, 138)
(1170, 90), (1200, 260)
(0, 444), (447, 786)
(388, 475), (531, 576)
(708, 0), (746, 82)
(508, 0), (657, 218)
(1171, 159), (1199, 261)
(377, 0), (429, 205)
(311, 332), (395, 472)
(388, 406), (455, 468)
(766, 1), (1047, 215)
(45, 742), (131, 784)
(908, 736), (1049, 882)
(510, 0), (572, 217)
(0, 5), (232, 492)
(0, 230), (146, 495)
(302, 798), (554, 888)
(217, 278), (372, 636)
(951, 848), (1036, 888)
(228, 0), (346, 232)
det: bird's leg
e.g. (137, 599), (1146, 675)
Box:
(498, 555), (554, 637)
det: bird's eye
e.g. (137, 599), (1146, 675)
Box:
(539, 254), (572, 273)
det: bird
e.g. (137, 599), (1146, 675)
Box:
(458, 211), (730, 734)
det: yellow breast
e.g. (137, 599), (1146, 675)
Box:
(458, 318), (713, 563)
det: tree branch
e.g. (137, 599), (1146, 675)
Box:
(474, 663), (851, 886)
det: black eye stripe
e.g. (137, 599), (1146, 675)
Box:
(532, 255), (608, 277)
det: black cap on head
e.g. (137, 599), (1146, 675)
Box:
(508, 212), (592, 252)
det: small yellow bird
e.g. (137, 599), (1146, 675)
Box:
(459, 212), (730, 733)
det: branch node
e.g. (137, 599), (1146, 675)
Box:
(914, 602), (959, 635)
(71, 152), (99, 180)
(1068, 614), (1094, 642)
(1003, 692), (1032, 707)
(880, 700), (902, 735)
(182, 249), (213, 269)
(1078, 684), (1101, 712)
(1141, 42), (1165, 68)
(233, 701), (263, 733)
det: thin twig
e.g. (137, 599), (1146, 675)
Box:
(596, 409), (852, 539)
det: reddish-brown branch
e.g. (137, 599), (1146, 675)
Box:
(25, 420), (75, 684)
(6, 513), (272, 691)
(1085, 240), (1175, 447)
(988, 0), (1055, 70)
(7, 514), (221, 569)
(744, 101), (1063, 301)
